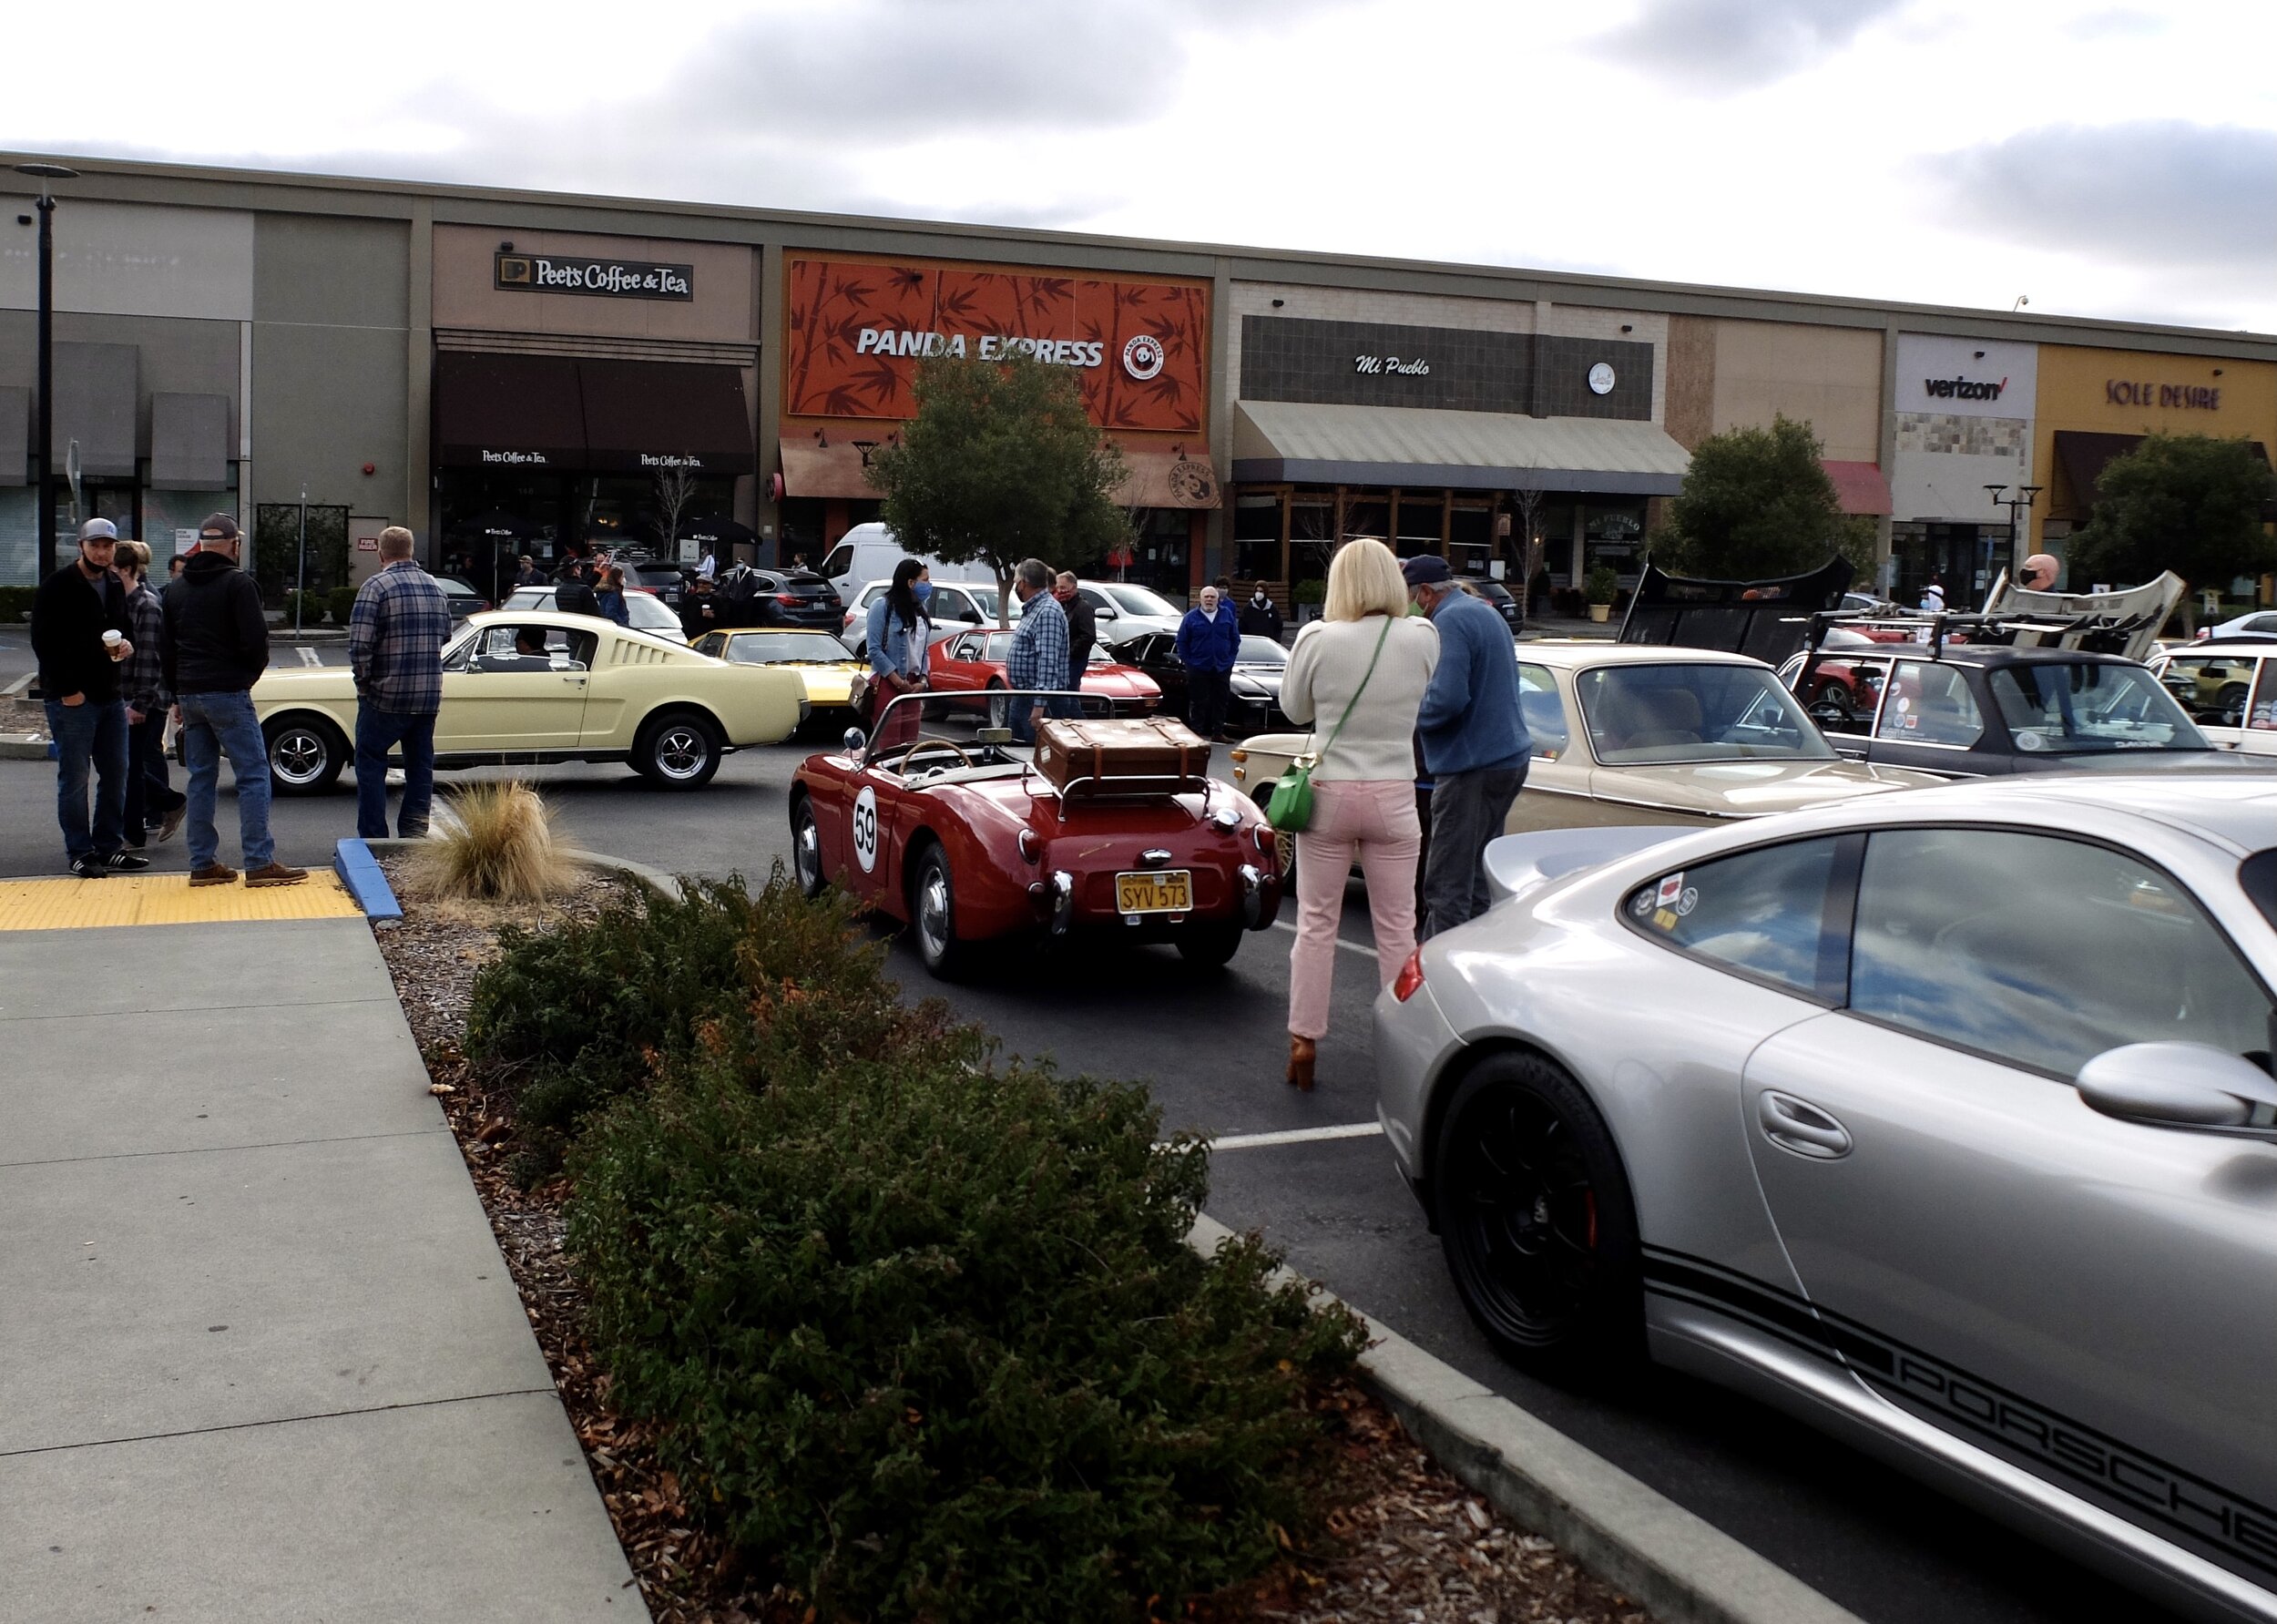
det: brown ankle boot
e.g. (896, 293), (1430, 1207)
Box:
(1286, 1035), (1317, 1091)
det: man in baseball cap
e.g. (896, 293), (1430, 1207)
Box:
(30, 517), (145, 875)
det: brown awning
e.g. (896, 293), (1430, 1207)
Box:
(1820, 459), (1891, 516)
(580, 359), (753, 476)
(2050, 431), (2143, 516)
(434, 352), (585, 471)
(778, 436), (889, 499)
(1114, 446), (1221, 509)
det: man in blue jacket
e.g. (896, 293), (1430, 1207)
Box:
(1404, 556), (1530, 936)
(1174, 584), (1240, 741)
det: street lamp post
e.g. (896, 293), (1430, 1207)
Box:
(1983, 483), (2045, 591)
(15, 162), (78, 581)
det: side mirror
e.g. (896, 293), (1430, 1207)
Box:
(1096, 604), (1118, 618)
(842, 726), (869, 755)
(960, 608), (982, 624)
(2077, 1042), (2277, 1133)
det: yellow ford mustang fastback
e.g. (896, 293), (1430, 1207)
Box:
(688, 627), (867, 715)
(251, 610), (808, 792)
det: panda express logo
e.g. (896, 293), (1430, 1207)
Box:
(1923, 374), (2007, 401)
(1122, 334), (1167, 381)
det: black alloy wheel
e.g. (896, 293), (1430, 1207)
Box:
(263, 716), (346, 794)
(634, 709), (723, 788)
(1433, 1052), (1642, 1374)
(789, 792), (825, 898)
(910, 845), (970, 979)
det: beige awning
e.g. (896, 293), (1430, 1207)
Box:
(778, 437), (886, 499)
(1113, 446), (1221, 509)
(1231, 400), (1690, 495)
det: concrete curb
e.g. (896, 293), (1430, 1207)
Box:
(361, 837), (685, 903)
(0, 733), (50, 760)
(1187, 1212), (1862, 1624)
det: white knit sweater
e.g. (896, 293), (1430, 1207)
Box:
(1279, 614), (1440, 781)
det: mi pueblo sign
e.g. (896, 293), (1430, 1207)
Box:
(495, 253), (694, 301)
(1354, 353), (1431, 375)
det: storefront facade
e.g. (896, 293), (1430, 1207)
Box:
(1225, 282), (1687, 606)
(1888, 332), (2038, 604)
(773, 253), (1218, 593)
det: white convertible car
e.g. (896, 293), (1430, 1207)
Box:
(251, 610), (807, 792)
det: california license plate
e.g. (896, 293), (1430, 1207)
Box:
(1115, 870), (1192, 914)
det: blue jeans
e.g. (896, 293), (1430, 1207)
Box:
(123, 708), (183, 843)
(356, 708), (437, 839)
(179, 689), (274, 871)
(44, 698), (128, 863)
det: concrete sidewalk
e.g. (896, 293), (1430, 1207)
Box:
(0, 910), (643, 1622)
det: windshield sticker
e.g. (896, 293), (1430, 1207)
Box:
(1652, 907), (1680, 931)
(2016, 732), (2047, 751)
(1656, 873), (1684, 907)
(1630, 889), (1657, 919)
(1676, 886), (1699, 916)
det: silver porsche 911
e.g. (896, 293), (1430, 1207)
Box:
(1373, 774), (2277, 1622)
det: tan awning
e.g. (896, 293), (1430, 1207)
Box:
(778, 437), (886, 499)
(1231, 399), (1690, 495)
(1113, 446), (1220, 509)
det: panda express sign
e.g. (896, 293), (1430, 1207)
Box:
(784, 258), (1207, 433)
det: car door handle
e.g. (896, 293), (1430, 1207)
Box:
(1757, 1091), (1853, 1159)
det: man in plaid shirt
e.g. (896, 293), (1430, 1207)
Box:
(1003, 557), (1068, 744)
(350, 526), (451, 838)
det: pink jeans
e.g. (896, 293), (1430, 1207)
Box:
(1287, 778), (1422, 1041)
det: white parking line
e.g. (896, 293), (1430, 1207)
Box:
(296, 646), (321, 668)
(1269, 918), (1381, 959)
(1208, 1121), (1384, 1152)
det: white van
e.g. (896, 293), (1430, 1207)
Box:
(818, 523), (993, 606)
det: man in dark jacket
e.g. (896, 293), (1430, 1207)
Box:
(1238, 583), (1284, 642)
(162, 513), (305, 888)
(116, 539), (186, 849)
(1174, 584), (1241, 741)
(30, 518), (144, 876)
(1051, 571), (1096, 717)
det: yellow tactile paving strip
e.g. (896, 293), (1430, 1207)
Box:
(0, 870), (364, 931)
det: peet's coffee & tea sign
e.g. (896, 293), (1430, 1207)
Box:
(495, 253), (694, 301)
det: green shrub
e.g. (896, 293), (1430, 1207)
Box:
(1292, 577), (1327, 607)
(1584, 564), (1620, 605)
(466, 869), (951, 1166)
(567, 1049), (1365, 1624)
(327, 585), (359, 627)
(0, 585), (34, 623)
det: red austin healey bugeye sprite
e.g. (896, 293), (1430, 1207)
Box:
(788, 689), (1283, 978)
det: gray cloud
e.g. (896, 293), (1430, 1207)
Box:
(1593, 0), (1910, 91)
(1925, 121), (2277, 271)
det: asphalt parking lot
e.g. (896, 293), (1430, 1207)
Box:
(0, 651), (2179, 1624)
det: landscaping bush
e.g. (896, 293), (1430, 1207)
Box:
(327, 585), (359, 627)
(402, 781), (576, 904)
(567, 1048), (1366, 1624)
(465, 869), (954, 1165)
(0, 585), (35, 623)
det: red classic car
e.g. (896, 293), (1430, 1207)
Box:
(789, 696), (1281, 977)
(924, 628), (1160, 721)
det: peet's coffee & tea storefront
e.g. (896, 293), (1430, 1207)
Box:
(773, 256), (1220, 594)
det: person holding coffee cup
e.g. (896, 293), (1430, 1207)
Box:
(30, 518), (147, 877)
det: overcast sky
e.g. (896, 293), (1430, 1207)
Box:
(7, 0), (2273, 333)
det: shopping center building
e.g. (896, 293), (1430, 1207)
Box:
(5, 153), (2272, 608)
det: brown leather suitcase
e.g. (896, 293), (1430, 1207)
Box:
(1033, 716), (1209, 792)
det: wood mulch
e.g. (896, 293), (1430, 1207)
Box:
(372, 861), (1650, 1624)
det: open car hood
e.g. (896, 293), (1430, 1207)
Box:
(1617, 557), (1855, 664)
(1978, 570), (2184, 663)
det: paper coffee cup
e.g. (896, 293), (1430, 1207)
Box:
(102, 630), (124, 647)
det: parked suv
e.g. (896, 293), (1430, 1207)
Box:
(841, 578), (1000, 655)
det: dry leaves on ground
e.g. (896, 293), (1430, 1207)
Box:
(373, 866), (1651, 1624)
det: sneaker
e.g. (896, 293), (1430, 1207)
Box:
(245, 862), (309, 888)
(102, 851), (151, 873)
(68, 854), (107, 879)
(189, 863), (238, 886)
(157, 803), (186, 843)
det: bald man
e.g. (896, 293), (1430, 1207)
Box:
(2017, 553), (2061, 593)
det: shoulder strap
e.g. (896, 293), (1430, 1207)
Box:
(1312, 617), (1393, 762)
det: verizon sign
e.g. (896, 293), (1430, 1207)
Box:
(1896, 334), (2037, 419)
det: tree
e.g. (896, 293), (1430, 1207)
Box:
(651, 465), (699, 562)
(866, 350), (1131, 626)
(1649, 414), (1874, 581)
(1506, 485), (1547, 617)
(2068, 434), (2277, 632)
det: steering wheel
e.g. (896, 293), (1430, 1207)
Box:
(894, 739), (975, 775)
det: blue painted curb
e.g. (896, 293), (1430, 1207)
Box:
(333, 837), (403, 921)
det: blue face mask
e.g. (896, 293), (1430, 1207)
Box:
(911, 581), (933, 603)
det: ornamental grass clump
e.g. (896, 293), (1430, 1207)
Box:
(567, 1048), (1366, 1624)
(401, 780), (577, 905)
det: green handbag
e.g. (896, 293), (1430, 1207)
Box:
(1266, 618), (1392, 833)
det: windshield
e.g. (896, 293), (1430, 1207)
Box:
(1989, 663), (2209, 752)
(1104, 584), (1179, 617)
(1235, 636), (1288, 666)
(624, 594), (683, 632)
(1577, 663), (1836, 764)
(723, 632), (853, 664)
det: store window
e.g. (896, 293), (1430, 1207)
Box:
(1583, 502), (1646, 581)
(1126, 508), (1190, 595)
(1343, 492), (1388, 543)
(1393, 489), (1445, 559)
(252, 504), (350, 607)
(1234, 491), (1283, 582)
(1450, 503), (1496, 578)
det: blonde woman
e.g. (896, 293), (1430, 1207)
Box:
(1278, 539), (1440, 1089)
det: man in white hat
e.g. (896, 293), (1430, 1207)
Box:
(1917, 580), (1946, 612)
